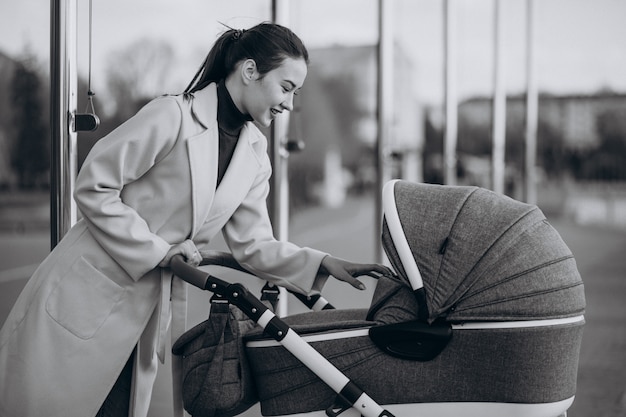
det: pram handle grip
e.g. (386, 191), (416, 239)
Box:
(199, 250), (249, 273)
(170, 254), (228, 293)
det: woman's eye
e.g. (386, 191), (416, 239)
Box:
(282, 85), (300, 96)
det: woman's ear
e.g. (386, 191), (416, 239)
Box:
(241, 59), (258, 84)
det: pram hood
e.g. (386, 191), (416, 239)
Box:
(381, 180), (585, 324)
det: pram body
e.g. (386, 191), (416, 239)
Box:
(243, 180), (585, 417)
(173, 180), (585, 417)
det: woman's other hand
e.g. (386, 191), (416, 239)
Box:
(320, 255), (395, 291)
(159, 239), (202, 267)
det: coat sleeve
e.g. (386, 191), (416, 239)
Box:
(74, 97), (181, 280)
(221, 150), (330, 296)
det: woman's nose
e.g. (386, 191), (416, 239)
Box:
(281, 93), (294, 112)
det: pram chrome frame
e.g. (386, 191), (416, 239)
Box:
(170, 254), (395, 417)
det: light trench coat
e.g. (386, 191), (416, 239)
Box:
(0, 84), (328, 417)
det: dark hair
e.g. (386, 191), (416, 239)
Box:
(184, 22), (309, 94)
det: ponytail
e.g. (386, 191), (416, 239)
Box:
(184, 28), (239, 93)
(185, 22), (309, 94)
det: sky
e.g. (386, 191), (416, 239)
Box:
(1, 0), (625, 107)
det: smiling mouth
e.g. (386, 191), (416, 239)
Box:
(270, 108), (282, 116)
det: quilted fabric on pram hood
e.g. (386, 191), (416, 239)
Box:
(382, 180), (585, 323)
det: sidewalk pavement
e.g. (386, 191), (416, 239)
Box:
(1, 195), (624, 417)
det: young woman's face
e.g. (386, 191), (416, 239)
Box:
(242, 57), (308, 127)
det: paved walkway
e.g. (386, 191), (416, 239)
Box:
(1, 195), (624, 417)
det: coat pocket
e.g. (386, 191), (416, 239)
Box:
(46, 256), (125, 340)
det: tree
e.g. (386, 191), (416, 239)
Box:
(10, 59), (49, 189)
(581, 110), (626, 180)
(105, 38), (175, 120)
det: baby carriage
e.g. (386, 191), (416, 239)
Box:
(172, 179), (585, 417)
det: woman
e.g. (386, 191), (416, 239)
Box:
(0, 22), (391, 417)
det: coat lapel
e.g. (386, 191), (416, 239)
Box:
(186, 84), (264, 238)
(187, 130), (217, 238)
(187, 86), (219, 238)
(211, 123), (263, 216)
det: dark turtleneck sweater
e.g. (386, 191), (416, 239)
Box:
(216, 80), (253, 187)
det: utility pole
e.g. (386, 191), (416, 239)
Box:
(270, 0), (292, 315)
(525, 0), (538, 205)
(443, 0), (458, 186)
(376, 0), (394, 263)
(492, 0), (507, 194)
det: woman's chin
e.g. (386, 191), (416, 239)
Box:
(257, 117), (273, 128)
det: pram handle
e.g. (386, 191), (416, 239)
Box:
(196, 250), (336, 310)
(170, 254), (276, 325)
(170, 254), (395, 417)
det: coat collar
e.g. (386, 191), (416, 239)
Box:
(189, 83), (218, 130)
(190, 83), (262, 145)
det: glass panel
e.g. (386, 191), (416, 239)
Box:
(0, 0), (52, 323)
(286, 1), (438, 310)
(286, 0), (380, 271)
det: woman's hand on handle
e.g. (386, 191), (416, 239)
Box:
(320, 255), (395, 291)
(159, 239), (202, 267)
